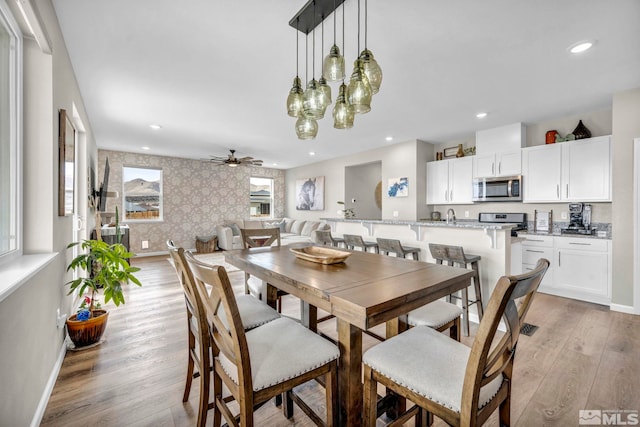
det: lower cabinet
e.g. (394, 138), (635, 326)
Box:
(522, 235), (611, 305)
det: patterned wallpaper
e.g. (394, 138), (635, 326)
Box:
(98, 150), (285, 254)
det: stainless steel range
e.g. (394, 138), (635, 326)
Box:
(478, 212), (528, 236)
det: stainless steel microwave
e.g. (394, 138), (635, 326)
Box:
(472, 176), (522, 202)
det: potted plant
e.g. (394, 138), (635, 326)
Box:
(65, 206), (141, 348)
(337, 201), (355, 218)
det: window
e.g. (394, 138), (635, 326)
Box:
(122, 166), (163, 221)
(0, 2), (20, 260)
(250, 177), (273, 218)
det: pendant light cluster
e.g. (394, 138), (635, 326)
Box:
(287, 0), (382, 140)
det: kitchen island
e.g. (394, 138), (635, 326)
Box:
(321, 218), (525, 323)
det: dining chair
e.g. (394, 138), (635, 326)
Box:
(429, 243), (484, 336)
(343, 234), (379, 253)
(376, 237), (421, 260)
(185, 252), (340, 427)
(166, 240), (281, 427)
(407, 299), (464, 341)
(362, 258), (549, 427)
(240, 227), (288, 311)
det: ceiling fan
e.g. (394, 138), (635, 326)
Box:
(206, 149), (263, 167)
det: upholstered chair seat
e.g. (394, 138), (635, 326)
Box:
(220, 317), (340, 391)
(408, 300), (464, 330)
(363, 326), (503, 412)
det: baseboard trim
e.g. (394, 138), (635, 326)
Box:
(30, 339), (67, 427)
(609, 303), (640, 315)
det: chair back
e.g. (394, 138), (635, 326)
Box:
(376, 238), (404, 255)
(460, 258), (549, 423)
(429, 243), (467, 264)
(185, 251), (254, 396)
(343, 234), (365, 249)
(240, 227), (281, 248)
(166, 241), (210, 357)
(314, 229), (334, 246)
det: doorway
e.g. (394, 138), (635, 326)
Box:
(345, 161), (382, 220)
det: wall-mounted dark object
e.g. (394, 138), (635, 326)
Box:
(289, 0), (347, 34)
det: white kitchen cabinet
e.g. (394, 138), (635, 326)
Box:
(521, 235), (554, 287)
(522, 135), (611, 203)
(426, 157), (473, 204)
(473, 149), (522, 178)
(522, 144), (562, 202)
(562, 136), (611, 201)
(554, 237), (610, 305)
(521, 234), (611, 305)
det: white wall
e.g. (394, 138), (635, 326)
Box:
(286, 139), (432, 221)
(345, 161), (381, 219)
(612, 87), (640, 305)
(0, 1), (98, 425)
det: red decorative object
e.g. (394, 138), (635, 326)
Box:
(545, 130), (559, 144)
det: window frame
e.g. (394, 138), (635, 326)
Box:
(122, 165), (163, 223)
(0, 0), (22, 264)
(249, 176), (274, 219)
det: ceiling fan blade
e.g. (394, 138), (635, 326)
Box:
(238, 156), (254, 161)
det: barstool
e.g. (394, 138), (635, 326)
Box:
(313, 229), (346, 248)
(343, 234), (379, 253)
(376, 238), (421, 260)
(428, 243), (484, 336)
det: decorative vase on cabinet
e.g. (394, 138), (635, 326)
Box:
(456, 144), (464, 158)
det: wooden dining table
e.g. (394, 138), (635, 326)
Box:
(225, 244), (474, 427)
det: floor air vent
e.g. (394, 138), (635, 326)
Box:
(520, 323), (538, 336)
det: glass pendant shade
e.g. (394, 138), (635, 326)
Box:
(303, 79), (325, 120)
(286, 76), (304, 117)
(318, 76), (332, 109)
(358, 49), (382, 94)
(323, 44), (345, 82)
(333, 83), (354, 129)
(295, 115), (318, 140)
(347, 59), (372, 114)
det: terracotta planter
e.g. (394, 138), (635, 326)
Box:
(66, 309), (109, 348)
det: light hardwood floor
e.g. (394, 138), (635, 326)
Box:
(41, 255), (640, 426)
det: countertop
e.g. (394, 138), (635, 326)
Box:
(517, 231), (611, 240)
(321, 217), (519, 231)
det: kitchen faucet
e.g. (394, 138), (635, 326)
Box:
(446, 208), (456, 224)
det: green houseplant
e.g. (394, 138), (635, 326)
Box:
(65, 206), (141, 347)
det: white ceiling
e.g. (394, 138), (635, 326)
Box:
(51, 0), (640, 169)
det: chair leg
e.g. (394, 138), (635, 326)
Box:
(363, 365), (378, 427)
(415, 408), (433, 427)
(326, 364), (338, 426)
(212, 372), (222, 427)
(471, 261), (484, 321)
(451, 316), (461, 342)
(183, 348), (195, 402)
(244, 272), (251, 295)
(196, 356), (210, 427)
(499, 388), (511, 426)
(283, 390), (294, 419)
(462, 286), (470, 336)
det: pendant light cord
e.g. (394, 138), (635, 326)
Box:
(342, 0), (345, 83)
(333, 0), (336, 45)
(296, 18), (299, 77)
(357, 0), (361, 53)
(312, 0), (316, 79)
(305, 32), (308, 84)
(364, 0), (368, 49)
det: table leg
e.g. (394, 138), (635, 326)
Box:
(263, 282), (278, 310)
(300, 301), (318, 332)
(337, 318), (363, 427)
(384, 315), (408, 419)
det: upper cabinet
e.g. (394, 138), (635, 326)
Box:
(426, 157), (473, 205)
(522, 135), (611, 203)
(474, 123), (525, 178)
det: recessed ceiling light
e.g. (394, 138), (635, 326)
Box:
(141, 146), (150, 150)
(149, 124), (162, 130)
(569, 40), (594, 54)
(476, 112), (488, 118)
(309, 151), (316, 156)
(385, 136), (393, 142)
(272, 163), (278, 166)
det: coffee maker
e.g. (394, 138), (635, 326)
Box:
(562, 203), (594, 235)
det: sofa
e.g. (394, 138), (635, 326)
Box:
(215, 218), (331, 250)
